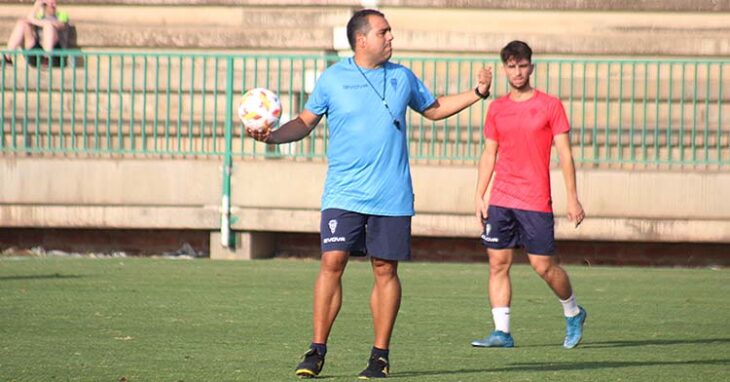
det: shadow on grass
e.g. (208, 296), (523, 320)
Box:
(0, 274), (82, 281)
(513, 338), (730, 349)
(582, 338), (730, 348)
(393, 359), (730, 378)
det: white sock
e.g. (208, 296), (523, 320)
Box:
(560, 294), (580, 317)
(491, 307), (511, 333)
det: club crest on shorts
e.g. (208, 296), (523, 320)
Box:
(328, 219), (337, 234)
(481, 223), (499, 243)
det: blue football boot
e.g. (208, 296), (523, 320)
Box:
(470, 330), (515, 348)
(563, 306), (587, 349)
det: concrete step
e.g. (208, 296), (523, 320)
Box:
(5, 117), (727, 167)
(0, 0), (726, 12)
(5, 86), (727, 138)
(2, 3), (729, 55)
(4, 131), (727, 170)
(0, 4), (351, 51)
(380, 8), (730, 56)
(578, 146), (730, 168)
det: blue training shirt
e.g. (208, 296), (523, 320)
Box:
(305, 58), (436, 216)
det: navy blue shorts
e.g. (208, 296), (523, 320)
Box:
(480, 205), (555, 255)
(320, 208), (411, 261)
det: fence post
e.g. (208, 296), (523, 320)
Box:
(220, 56), (234, 248)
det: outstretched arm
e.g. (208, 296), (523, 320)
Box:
(475, 138), (498, 229)
(246, 109), (322, 144)
(421, 66), (492, 121)
(554, 133), (585, 227)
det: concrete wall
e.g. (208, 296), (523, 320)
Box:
(2, 158), (728, 249)
(2, 0), (728, 12)
(1, 1), (729, 55)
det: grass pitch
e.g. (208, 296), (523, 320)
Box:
(0, 257), (728, 381)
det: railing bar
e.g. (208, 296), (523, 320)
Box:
(11, 56), (19, 150)
(629, 63), (636, 162)
(592, 62), (599, 164)
(118, 56), (125, 152)
(59, 55), (66, 150)
(154, 56), (160, 153)
(604, 62), (611, 162)
(142, 56), (148, 152)
(176, 56), (184, 154)
(105, 55), (113, 151)
(690, 63), (692, 161)
(71, 53), (78, 151)
(703, 63), (711, 163)
(617, 62), (623, 162)
(165, 57), (172, 153)
(654, 63), (661, 165)
(465, 61), (474, 160)
(199, 57), (208, 154)
(679, 62), (686, 163)
(717, 63), (724, 162)
(47, 57), (53, 150)
(35, 56), (41, 149)
(0, 59), (5, 150)
(430, 60), (437, 158)
(188, 57), (196, 154)
(212, 56), (220, 154)
(579, 62), (586, 162)
(439, 62), (451, 159)
(641, 62), (648, 163)
(667, 64), (674, 165)
(239, 57), (247, 156)
(130, 56), (137, 152)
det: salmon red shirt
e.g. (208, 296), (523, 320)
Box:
(483, 90), (570, 213)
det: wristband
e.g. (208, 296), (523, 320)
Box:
(475, 86), (490, 99)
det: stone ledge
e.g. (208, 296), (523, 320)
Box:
(227, 207), (730, 243)
(2, 4), (729, 55)
(1, 0), (727, 12)
(2, 204), (729, 243)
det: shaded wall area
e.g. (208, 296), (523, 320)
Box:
(2, 228), (726, 267)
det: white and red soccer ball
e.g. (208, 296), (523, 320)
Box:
(238, 88), (282, 132)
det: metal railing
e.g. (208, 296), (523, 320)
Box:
(2, 50), (728, 167)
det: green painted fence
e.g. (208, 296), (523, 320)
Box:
(1, 50), (728, 167)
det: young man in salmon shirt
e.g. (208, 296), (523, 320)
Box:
(471, 40), (587, 350)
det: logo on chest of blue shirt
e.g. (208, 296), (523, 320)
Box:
(341, 79), (398, 91)
(342, 84), (369, 90)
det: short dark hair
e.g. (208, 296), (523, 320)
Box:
(500, 40), (532, 63)
(346, 9), (385, 51)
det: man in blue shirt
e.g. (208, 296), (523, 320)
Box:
(247, 9), (492, 379)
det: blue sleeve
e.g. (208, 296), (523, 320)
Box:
(406, 70), (436, 113)
(304, 71), (330, 116)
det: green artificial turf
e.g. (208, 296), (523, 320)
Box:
(0, 257), (727, 381)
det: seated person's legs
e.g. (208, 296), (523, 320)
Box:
(4, 19), (37, 63)
(40, 23), (60, 52)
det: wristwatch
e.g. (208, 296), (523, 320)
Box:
(474, 86), (490, 99)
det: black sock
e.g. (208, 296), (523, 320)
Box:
(310, 342), (327, 356)
(371, 346), (389, 360)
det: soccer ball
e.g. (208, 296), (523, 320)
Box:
(237, 88), (282, 132)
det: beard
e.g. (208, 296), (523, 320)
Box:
(509, 78), (530, 91)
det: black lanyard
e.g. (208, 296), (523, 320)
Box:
(352, 58), (401, 130)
